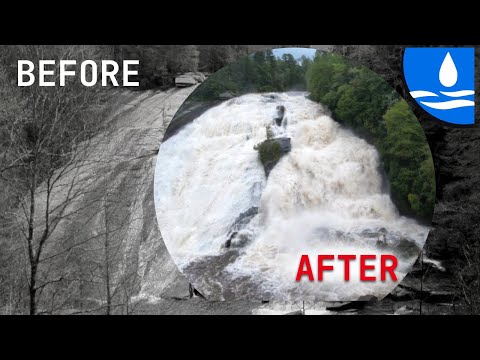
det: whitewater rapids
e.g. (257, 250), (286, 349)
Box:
(154, 93), (430, 301)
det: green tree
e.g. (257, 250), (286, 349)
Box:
(190, 50), (310, 101)
(306, 53), (435, 221)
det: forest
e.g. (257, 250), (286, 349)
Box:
(306, 53), (435, 222)
(189, 49), (312, 101)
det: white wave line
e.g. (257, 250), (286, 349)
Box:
(440, 90), (475, 97)
(410, 90), (438, 98)
(420, 99), (475, 110)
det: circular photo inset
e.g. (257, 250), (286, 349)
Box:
(154, 48), (435, 301)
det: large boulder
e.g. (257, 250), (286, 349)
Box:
(255, 137), (291, 177)
(274, 105), (286, 126)
(175, 72), (206, 87)
(175, 74), (197, 87)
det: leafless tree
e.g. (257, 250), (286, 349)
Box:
(0, 45), (111, 314)
(455, 205), (480, 314)
(82, 173), (146, 315)
(457, 242), (480, 314)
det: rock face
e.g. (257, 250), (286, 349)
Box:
(230, 207), (258, 232)
(175, 72), (206, 87)
(256, 137), (291, 177)
(375, 237), (421, 258)
(224, 207), (258, 248)
(274, 105), (286, 126)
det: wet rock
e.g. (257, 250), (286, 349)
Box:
(274, 105), (286, 126)
(375, 237), (421, 258)
(182, 250), (243, 301)
(255, 137), (291, 177)
(224, 231), (237, 248)
(231, 207), (258, 230)
(263, 94), (279, 100)
(161, 279), (193, 300)
(230, 233), (250, 248)
(361, 227), (387, 239)
(225, 233), (251, 249)
(376, 240), (388, 249)
(394, 238), (421, 258)
(225, 207), (258, 248)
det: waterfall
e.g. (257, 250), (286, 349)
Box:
(154, 93), (429, 301)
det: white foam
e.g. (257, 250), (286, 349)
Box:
(154, 93), (430, 300)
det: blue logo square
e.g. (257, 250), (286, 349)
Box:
(403, 47), (475, 125)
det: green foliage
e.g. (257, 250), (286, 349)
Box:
(190, 50), (309, 101)
(198, 45), (250, 73)
(257, 140), (283, 165)
(383, 101), (436, 219)
(307, 53), (435, 222)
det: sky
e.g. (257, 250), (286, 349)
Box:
(272, 47), (317, 61)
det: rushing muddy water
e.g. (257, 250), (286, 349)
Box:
(154, 93), (430, 301)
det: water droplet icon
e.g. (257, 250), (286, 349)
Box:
(439, 52), (458, 88)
